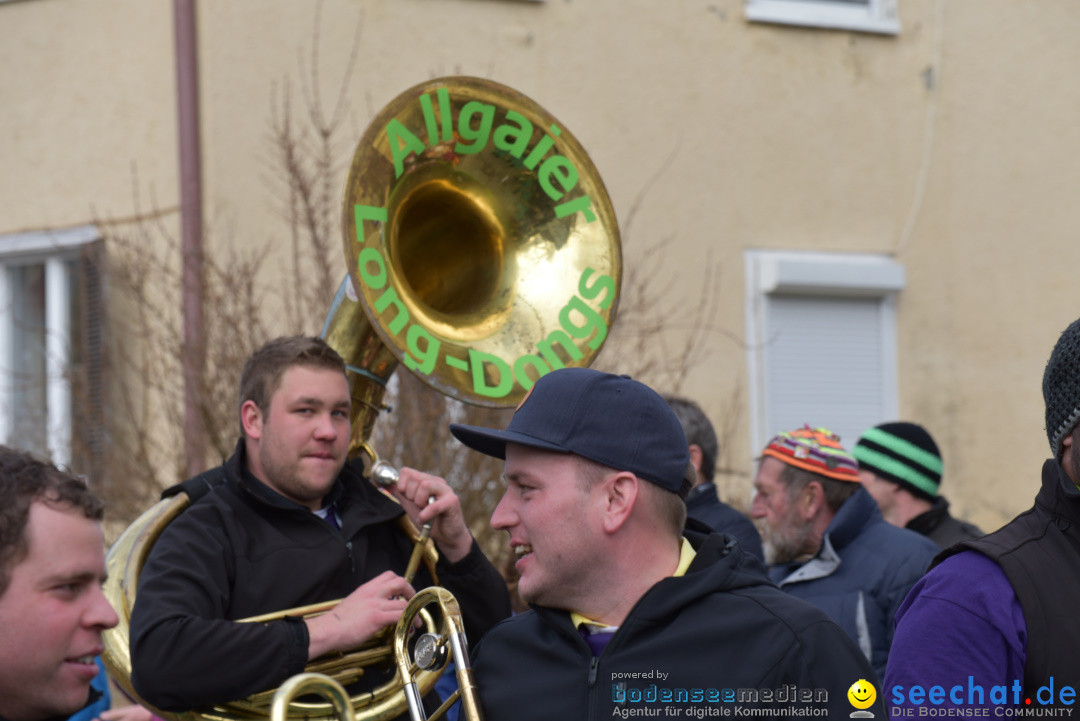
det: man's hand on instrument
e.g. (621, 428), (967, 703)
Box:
(97, 703), (158, 721)
(304, 570), (415, 659)
(390, 467), (474, 563)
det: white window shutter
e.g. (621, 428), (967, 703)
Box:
(745, 250), (902, 455)
(762, 294), (891, 449)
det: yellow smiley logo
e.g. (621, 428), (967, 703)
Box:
(847, 679), (877, 710)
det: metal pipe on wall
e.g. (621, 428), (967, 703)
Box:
(175, 0), (207, 477)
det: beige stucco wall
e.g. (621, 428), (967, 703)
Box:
(1, 0), (177, 226)
(4, 0), (1079, 532)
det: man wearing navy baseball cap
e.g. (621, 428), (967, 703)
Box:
(452, 367), (881, 721)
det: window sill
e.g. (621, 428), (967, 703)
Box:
(746, 0), (901, 36)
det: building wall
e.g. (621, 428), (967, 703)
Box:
(3, 0), (1079, 530)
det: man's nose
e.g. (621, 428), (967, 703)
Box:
(490, 492), (515, 530)
(313, 412), (340, 439)
(87, 586), (120, 630)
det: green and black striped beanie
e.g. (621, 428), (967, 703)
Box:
(852, 422), (943, 501)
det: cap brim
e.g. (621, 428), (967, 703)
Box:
(449, 423), (569, 460)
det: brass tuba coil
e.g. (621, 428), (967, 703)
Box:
(272, 674), (357, 721)
(102, 75), (621, 721)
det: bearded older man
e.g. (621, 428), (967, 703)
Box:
(750, 426), (937, 680)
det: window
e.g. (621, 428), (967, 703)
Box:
(744, 249), (904, 454)
(0, 225), (105, 477)
(745, 0), (900, 35)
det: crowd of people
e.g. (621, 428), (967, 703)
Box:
(4, 315), (1080, 721)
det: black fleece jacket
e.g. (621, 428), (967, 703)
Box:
(129, 441), (510, 711)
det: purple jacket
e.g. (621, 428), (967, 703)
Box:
(884, 551), (1026, 710)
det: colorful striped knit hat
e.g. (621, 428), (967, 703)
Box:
(761, 426), (860, 482)
(852, 422), (943, 501)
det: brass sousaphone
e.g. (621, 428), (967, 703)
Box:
(102, 76), (621, 721)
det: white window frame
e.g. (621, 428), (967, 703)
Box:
(744, 249), (905, 454)
(0, 225), (100, 467)
(745, 0), (900, 35)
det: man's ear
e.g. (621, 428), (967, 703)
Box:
(1062, 433), (1079, 484)
(240, 400), (264, 441)
(688, 444), (705, 480)
(801, 481), (826, 520)
(601, 472), (639, 534)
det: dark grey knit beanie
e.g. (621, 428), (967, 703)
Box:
(1043, 317), (1080, 459)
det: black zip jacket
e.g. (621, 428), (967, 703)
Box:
(471, 529), (883, 721)
(906, 496), (983, 549)
(684, 482), (765, 562)
(129, 440), (510, 711)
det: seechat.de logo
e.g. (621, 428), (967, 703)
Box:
(890, 677), (1077, 715)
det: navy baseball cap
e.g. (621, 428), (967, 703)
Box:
(450, 367), (692, 497)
